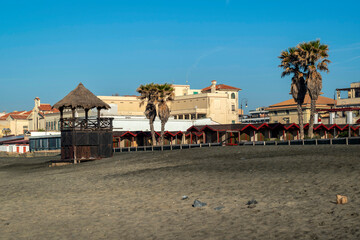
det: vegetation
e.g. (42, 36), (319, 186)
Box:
(279, 39), (330, 138)
(157, 83), (175, 146)
(279, 47), (307, 139)
(137, 83), (159, 146)
(137, 83), (175, 146)
(297, 40), (330, 138)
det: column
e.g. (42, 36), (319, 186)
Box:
(330, 112), (335, 124)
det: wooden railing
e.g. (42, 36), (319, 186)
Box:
(60, 118), (113, 131)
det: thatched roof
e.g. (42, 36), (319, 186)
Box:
(53, 83), (110, 110)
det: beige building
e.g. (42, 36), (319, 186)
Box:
(97, 95), (145, 116)
(0, 111), (31, 137)
(0, 98), (60, 137)
(267, 95), (336, 124)
(170, 80), (241, 124)
(98, 80), (242, 124)
(336, 82), (360, 107)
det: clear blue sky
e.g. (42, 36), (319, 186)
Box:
(1, 0), (359, 113)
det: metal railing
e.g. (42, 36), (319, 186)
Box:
(113, 137), (360, 153)
(113, 142), (222, 152)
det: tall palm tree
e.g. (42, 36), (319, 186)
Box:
(279, 47), (307, 139)
(156, 83), (175, 146)
(297, 40), (330, 138)
(137, 83), (159, 146)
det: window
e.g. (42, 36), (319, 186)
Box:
(286, 110), (290, 115)
(231, 93), (236, 99)
(231, 105), (235, 111)
(274, 111), (278, 116)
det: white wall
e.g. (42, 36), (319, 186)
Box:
(109, 116), (218, 132)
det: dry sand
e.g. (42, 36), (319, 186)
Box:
(1, 145), (360, 239)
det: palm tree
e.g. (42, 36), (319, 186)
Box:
(156, 83), (175, 146)
(137, 83), (159, 146)
(297, 40), (330, 138)
(279, 47), (307, 139)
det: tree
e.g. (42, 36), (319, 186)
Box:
(137, 83), (159, 146)
(297, 40), (330, 138)
(156, 83), (175, 146)
(279, 47), (307, 139)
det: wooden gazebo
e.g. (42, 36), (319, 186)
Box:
(53, 83), (113, 163)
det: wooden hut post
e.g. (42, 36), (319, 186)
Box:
(60, 107), (64, 130)
(217, 131), (219, 143)
(85, 108), (89, 129)
(71, 108), (77, 163)
(97, 107), (101, 129)
(71, 107), (76, 127)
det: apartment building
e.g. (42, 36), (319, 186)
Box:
(98, 80), (242, 124)
(267, 95), (336, 124)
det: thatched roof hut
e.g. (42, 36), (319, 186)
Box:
(53, 83), (110, 110)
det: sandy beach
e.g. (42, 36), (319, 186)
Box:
(1, 145), (360, 239)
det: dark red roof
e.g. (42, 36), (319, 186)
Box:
(202, 84), (241, 92)
(39, 104), (52, 111)
(0, 111), (31, 120)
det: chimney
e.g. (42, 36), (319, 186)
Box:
(34, 97), (40, 108)
(211, 80), (217, 93)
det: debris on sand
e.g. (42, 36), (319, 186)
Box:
(246, 199), (258, 208)
(336, 194), (348, 204)
(181, 195), (189, 200)
(214, 206), (225, 211)
(49, 162), (72, 167)
(192, 199), (207, 207)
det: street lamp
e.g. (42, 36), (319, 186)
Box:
(240, 98), (248, 123)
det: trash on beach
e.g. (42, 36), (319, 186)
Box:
(181, 195), (189, 200)
(246, 199), (258, 208)
(49, 162), (72, 167)
(246, 199), (258, 205)
(214, 206), (225, 211)
(336, 194), (348, 204)
(192, 199), (207, 207)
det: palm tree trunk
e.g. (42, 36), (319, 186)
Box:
(150, 119), (156, 146)
(308, 98), (316, 138)
(161, 121), (165, 146)
(297, 103), (304, 139)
